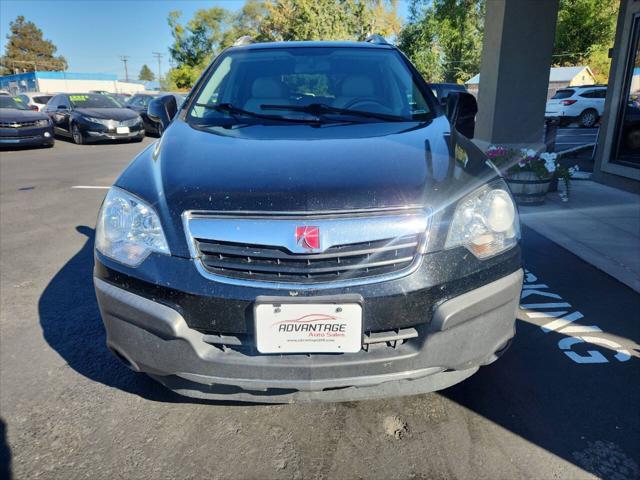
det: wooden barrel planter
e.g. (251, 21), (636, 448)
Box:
(506, 172), (550, 205)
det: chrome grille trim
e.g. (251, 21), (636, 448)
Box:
(183, 209), (430, 289)
(0, 121), (38, 128)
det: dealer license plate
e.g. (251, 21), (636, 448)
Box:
(116, 126), (130, 134)
(255, 302), (362, 354)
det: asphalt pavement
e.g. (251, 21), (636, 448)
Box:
(1, 138), (639, 479)
(552, 126), (599, 153)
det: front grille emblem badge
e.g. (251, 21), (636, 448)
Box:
(295, 226), (320, 250)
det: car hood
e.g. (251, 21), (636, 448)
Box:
(0, 108), (49, 122)
(116, 116), (494, 257)
(75, 108), (139, 120)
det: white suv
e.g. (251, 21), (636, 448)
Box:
(545, 86), (607, 127)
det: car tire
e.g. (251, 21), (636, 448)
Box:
(71, 123), (84, 145)
(578, 109), (598, 128)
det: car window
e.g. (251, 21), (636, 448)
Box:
(579, 90), (596, 98)
(597, 89), (607, 99)
(189, 47), (433, 123)
(18, 94), (30, 104)
(33, 95), (52, 104)
(552, 89), (575, 99)
(0, 96), (29, 110)
(58, 96), (71, 108)
(69, 94), (121, 108)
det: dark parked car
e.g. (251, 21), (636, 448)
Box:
(44, 93), (144, 144)
(0, 95), (54, 148)
(126, 92), (186, 136)
(94, 39), (522, 403)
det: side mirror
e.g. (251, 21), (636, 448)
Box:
(148, 95), (178, 132)
(445, 92), (478, 139)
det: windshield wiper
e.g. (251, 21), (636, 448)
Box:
(260, 103), (408, 122)
(194, 102), (320, 124)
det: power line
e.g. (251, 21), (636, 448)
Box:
(152, 52), (164, 83)
(119, 55), (130, 81)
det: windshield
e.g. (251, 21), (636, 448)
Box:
(69, 94), (122, 108)
(0, 96), (28, 110)
(188, 47), (433, 125)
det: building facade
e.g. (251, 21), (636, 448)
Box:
(0, 71), (145, 95)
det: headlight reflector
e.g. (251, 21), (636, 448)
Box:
(35, 118), (50, 127)
(96, 187), (169, 266)
(445, 181), (519, 259)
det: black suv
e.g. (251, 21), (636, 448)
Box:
(94, 39), (523, 403)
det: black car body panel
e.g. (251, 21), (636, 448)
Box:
(0, 105), (54, 147)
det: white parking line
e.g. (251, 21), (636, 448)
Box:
(71, 186), (110, 189)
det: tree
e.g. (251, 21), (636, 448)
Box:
(398, 0), (484, 83)
(553, 0), (618, 65)
(138, 64), (155, 81)
(0, 16), (67, 75)
(166, 7), (229, 89)
(259, 0), (400, 42)
(553, 0), (619, 83)
(220, 0), (270, 48)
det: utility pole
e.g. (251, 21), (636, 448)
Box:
(152, 52), (164, 85)
(119, 55), (130, 82)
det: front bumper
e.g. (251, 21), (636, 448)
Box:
(0, 126), (54, 146)
(84, 129), (145, 142)
(94, 268), (523, 402)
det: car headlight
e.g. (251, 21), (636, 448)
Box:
(86, 116), (113, 126)
(444, 180), (519, 259)
(95, 187), (169, 267)
(35, 119), (50, 127)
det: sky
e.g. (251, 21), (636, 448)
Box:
(0, 0), (411, 80)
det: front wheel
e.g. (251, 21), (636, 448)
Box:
(578, 109), (598, 128)
(71, 123), (84, 145)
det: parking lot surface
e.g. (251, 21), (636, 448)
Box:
(1, 139), (639, 479)
(553, 127), (599, 153)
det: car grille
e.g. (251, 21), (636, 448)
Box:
(0, 121), (38, 128)
(194, 234), (421, 283)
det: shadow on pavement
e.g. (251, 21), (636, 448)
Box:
(441, 226), (640, 479)
(0, 418), (11, 480)
(37, 226), (239, 405)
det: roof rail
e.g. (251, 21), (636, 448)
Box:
(364, 34), (390, 45)
(233, 36), (255, 47)
(575, 84), (608, 88)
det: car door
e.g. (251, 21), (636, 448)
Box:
(50, 95), (72, 135)
(578, 90), (599, 114)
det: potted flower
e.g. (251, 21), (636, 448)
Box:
(486, 146), (577, 204)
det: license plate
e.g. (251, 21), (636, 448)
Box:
(255, 302), (362, 354)
(116, 126), (130, 134)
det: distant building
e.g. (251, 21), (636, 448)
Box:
(0, 71), (146, 95)
(465, 66), (597, 99)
